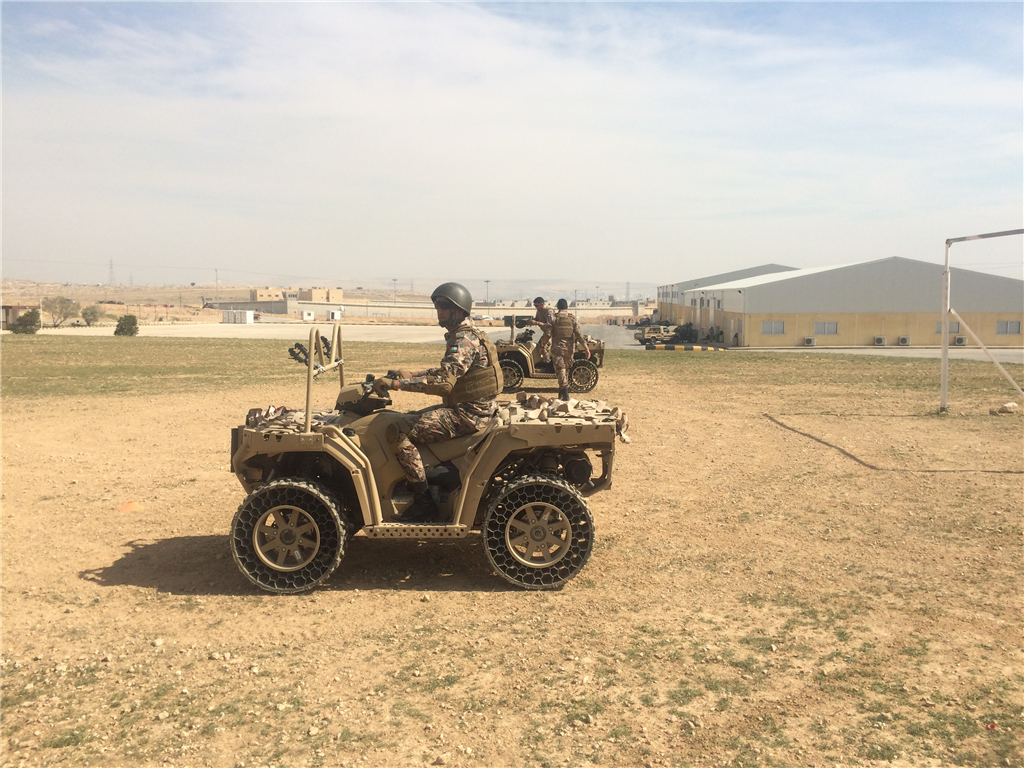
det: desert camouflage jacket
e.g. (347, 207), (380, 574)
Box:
(534, 306), (555, 327)
(540, 310), (587, 349)
(398, 319), (498, 419)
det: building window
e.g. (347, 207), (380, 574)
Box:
(997, 320), (1021, 335)
(761, 320), (785, 335)
(814, 321), (838, 335)
(936, 321), (961, 333)
(690, 299), (697, 307)
(716, 299), (722, 309)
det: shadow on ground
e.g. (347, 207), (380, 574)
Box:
(79, 534), (511, 596)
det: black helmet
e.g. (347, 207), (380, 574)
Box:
(556, 298), (568, 310)
(431, 282), (473, 314)
(533, 296), (545, 305)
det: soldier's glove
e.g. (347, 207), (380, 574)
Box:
(372, 377), (395, 397)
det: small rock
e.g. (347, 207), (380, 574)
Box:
(432, 754), (449, 766)
(308, 726), (319, 736)
(770, 644), (777, 652)
(152, 638), (164, 648)
(582, 714), (595, 725)
(101, 655), (111, 663)
(421, 595), (431, 603)
(157, 711), (169, 720)
(998, 402), (1019, 414)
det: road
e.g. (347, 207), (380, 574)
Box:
(26, 322), (1024, 363)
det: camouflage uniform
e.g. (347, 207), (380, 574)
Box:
(540, 310), (588, 389)
(393, 319), (499, 484)
(533, 305), (556, 361)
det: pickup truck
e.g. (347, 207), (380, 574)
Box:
(633, 325), (675, 345)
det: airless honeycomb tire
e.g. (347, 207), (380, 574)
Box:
(500, 359), (525, 392)
(231, 478), (345, 593)
(568, 359), (599, 393)
(483, 474), (594, 590)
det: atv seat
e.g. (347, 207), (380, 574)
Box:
(425, 427), (491, 463)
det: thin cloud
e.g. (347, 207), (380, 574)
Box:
(2, 3), (1020, 286)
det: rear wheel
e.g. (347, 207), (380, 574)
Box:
(500, 358), (525, 392)
(568, 359), (599, 393)
(483, 475), (594, 590)
(231, 478), (345, 593)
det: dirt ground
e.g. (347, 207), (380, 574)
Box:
(1, 341), (1021, 768)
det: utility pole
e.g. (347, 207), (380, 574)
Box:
(108, 259), (116, 286)
(484, 280), (490, 305)
(392, 278), (397, 304)
(215, 269), (219, 302)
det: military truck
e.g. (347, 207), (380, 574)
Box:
(229, 324), (629, 593)
(493, 316), (604, 394)
(633, 325), (675, 345)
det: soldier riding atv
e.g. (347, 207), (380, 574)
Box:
(230, 287), (628, 594)
(495, 316), (604, 394)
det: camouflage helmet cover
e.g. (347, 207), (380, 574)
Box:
(431, 282), (473, 314)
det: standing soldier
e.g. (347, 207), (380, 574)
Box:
(537, 298), (591, 401)
(372, 282), (501, 523)
(528, 296), (556, 362)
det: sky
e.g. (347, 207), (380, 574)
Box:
(2, 2), (1022, 294)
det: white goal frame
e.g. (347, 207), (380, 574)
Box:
(940, 228), (1024, 412)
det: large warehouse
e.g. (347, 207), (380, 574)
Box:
(657, 257), (1024, 348)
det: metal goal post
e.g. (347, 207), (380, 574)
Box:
(940, 228), (1024, 412)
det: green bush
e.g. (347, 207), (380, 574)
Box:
(81, 305), (103, 327)
(114, 315), (139, 336)
(9, 309), (41, 335)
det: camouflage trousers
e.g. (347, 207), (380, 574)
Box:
(551, 342), (574, 388)
(538, 331), (552, 361)
(394, 407), (485, 484)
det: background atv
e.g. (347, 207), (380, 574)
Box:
(494, 316), (604, 394)
(229, 324), (629, 594)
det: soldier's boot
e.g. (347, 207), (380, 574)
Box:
(397, 481), (440, 524)
(558, 387), (569, 401)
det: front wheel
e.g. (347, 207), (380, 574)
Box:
(500, 358), (525, 392)
(231, 478), (346, 593)
(568, 359), (599, 393)
(483, 475), (595, 590)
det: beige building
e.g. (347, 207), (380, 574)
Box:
(658, 258), (1023, 348)
(250, 287), (284, 302)
(297, 287), (343, 303)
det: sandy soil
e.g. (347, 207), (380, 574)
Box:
(1, 352), (1021, 768)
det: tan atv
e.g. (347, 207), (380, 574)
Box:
(494, 316), (604, 394)
(229, 324), (629, 594)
